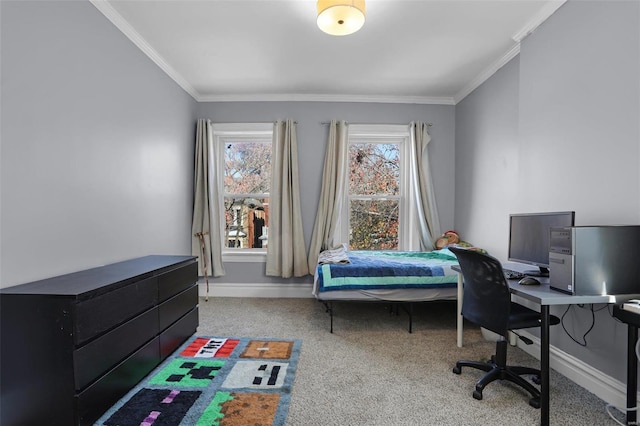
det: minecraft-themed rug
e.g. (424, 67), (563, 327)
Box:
(94, 336), (302, 426)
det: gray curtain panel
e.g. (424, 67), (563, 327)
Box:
(409, 121), (441, 249)
(266, 119), (309, 278)
(307, 120), (349, 272)
(192, 119), (225, 277)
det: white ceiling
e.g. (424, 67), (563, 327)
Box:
(92, 0), (566, 104)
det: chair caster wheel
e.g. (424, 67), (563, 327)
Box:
(532, 375), (541, 385)
(452, 366), (461, 375)
(529, 398), (540, 409)
(473, 390), (483, 400)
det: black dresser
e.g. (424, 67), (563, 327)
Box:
(0, 255), (199, 425)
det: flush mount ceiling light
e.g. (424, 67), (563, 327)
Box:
(317, 0), (366, 36)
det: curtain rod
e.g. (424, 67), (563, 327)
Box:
(319, 121), (432, 127)
(209, 121), (297, 124)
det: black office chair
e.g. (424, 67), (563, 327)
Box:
(449, 246), (560, 408)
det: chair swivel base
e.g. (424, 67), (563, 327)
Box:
(452, 342), (541, 408)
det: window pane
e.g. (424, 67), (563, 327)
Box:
(224, 197), (269, 248)
(349, 199), (399, 250)
(224, 142), (271, 194)
(349, 143), (399, 196)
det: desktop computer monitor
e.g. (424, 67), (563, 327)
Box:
(508, 211), (575, 277)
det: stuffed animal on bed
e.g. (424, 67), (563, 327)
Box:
(435, 230), (460, 249)
(434, 230), (486, 253)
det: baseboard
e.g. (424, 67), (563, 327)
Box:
(197, 280), (314, 299)
(517, 330), (639, 411)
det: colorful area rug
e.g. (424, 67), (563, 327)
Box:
(94, 336), (301, 426)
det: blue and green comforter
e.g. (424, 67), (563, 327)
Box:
(316, 249), (459, 292)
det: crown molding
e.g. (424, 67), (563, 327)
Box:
(453, 43), (521, 104)
(91, 0), (453, 106)
(90, 0), (199, 99)
(195, 92), (455, 105)
(92, 0), (562, 107)
(512, 0), (567, 43)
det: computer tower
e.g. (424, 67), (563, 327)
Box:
(548, 225), (640, 295)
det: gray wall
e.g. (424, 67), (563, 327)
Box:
(196, 102), (456, 283)
(455, 0), (640, 382)
(0, 1), (198, 287)
(5, 0), (636, 387)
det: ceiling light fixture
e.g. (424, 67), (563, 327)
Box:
(317, 0), (366, 36)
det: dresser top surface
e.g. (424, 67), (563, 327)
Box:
(0, 255), (196, 298)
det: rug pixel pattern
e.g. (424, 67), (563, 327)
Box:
(96, 337), (300, 426)
(240, 340), (294, 359)
(181, 337), (240, 358)
(194, 391), (281, 426)
(222, 361), (288, 389)
(101, 389), (201, 426)
(148, 359), (225, 387)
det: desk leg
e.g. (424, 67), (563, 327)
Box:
(457, 272), (463, 348)
(541, 305), (550, 426)
(627, 325), (637, 425)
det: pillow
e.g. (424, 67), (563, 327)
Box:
(317, 244), (350, 264)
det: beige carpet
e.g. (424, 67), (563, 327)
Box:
(197, 297), (621, 425)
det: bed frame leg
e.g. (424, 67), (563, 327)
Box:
(388, 303), (399, 316)
(399, 303), (414, 333)
(320, 300), (334, 333)
(329, 301), (333, 333)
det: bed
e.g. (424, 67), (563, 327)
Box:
(313, 248), (461, 332)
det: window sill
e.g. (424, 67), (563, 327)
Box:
(223, 251), (267, 263)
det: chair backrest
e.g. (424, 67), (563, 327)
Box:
(449, 247), (511, 337)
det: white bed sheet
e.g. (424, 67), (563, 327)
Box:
(313, 286), (457, 302)
(313, 263), (458, 301)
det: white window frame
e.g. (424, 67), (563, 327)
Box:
(341, 124), (413, 251)
(211, 123), (272, 262)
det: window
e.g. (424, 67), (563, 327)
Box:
(343, 125), (412, 250)
(212, 123), (272, 261)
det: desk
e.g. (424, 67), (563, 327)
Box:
(612, 305), (640, 425)
(454, 266), (630, 426)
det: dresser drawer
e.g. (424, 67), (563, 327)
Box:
(160, 307), (198, 359)
(74, 307), (159, 390)
(76, 336), (160, 426)
(158, 261), (197, 302)
(74, 276), (158, 346)
(159, 284), (198, 331)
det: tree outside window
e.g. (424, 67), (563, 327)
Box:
(224, 141), (271, 249)
(348, 142), (400, 250)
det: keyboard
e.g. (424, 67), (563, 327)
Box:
(503, 268), (525, 280)
(623, 300), (640, 315)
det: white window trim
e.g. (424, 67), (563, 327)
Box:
(211, 123), (273, 263)
(341, 124), (413, 251)
(223, 251), (268, 263)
